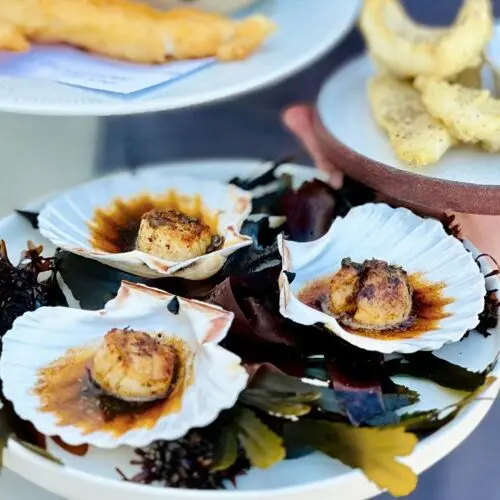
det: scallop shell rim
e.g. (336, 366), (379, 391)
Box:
(278, 203), (486, 354)
(37, 172), (253, 280)
(0, 281), (248, 449)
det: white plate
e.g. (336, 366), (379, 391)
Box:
(0, 0), (360, 116)
(315, 52), (500, 214)
(317, 54), (500, 187)
(2, 159), (500, 500)
(0, 469), (61, 500)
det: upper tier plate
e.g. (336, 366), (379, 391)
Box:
(0, 0), (360, 116)
(314, 53), (500, 215)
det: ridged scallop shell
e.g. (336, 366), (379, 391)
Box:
(278, 203), (486, 354)
(0, 281), (248, 449)
(38, 170), (252, 279)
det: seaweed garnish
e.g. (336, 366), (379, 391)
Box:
(117, 430), (249, 489)
(15, 210), (40, 230)
(477, 290), (499, 338)
(473, 253), (500, 338)
(229, 155), (296, 191)
(2, 166), (499, 499)
(333, 176), (377, 218)
(441, 212), (464, 240)
(208, 269), (306, 352)
(385, 352), (499, 392)
(282, 179), (337, 242)
(219, 217), (284, 276)
(167, 296), (180, 315)
(0, 240), (67, 340)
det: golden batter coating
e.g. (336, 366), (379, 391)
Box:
(0, 0), (276, 64)
(90, 328), (178, 402)
(329, 259), (413, 331)
(136, 209), (215, 261)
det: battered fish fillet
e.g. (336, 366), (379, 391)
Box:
(368, 75), (456, 166)
(415, 76), (500, 152)
(360, 0), (493, 79)
(0, 21), (28, 51)
(0, 0), (276, 64)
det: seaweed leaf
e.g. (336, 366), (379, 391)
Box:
(285, 420), (418, 497)
(282, 179), (337, 242)
(244, 362), (341, 417)
(229, 156), (295, 191)
(400, 376), (497, 438)
(385, 353), (499, 392)
(476, 290), (499, 338)
(324, 344), (417, 426)
(208, 271), (305, 351)
(220, 217), (284, 276)
(233, 408), (286, 469)
(15, 210), (40, 230)
(240, 389), (319, 418)
(0, 409), (9, 470)
(441, 212), (463, 240)
(211, 426), (239, 472)
(56, 250), (142, 310)
(12, 438), (63, 465)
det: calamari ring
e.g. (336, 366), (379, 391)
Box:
(359, 0), (493, 79)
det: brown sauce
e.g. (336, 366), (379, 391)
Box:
(297, 272), (454, 340)
(52, 437), (90, 457)
(88, 192), (220, 253)
(34, 338), (192, 437)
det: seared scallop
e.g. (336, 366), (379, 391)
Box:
(329, 259), (413, 330)
(136, 209), (215, 261)
(328, 259), (364, 317)
(90, 328), (178, 402)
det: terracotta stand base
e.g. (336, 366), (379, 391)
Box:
(313, 110), (500, 216)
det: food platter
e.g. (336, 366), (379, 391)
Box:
(314, 5), (500, 215)
(314, 54), (500, 215)
(0, 0), (360, 116)
(0, 159), (499, 500)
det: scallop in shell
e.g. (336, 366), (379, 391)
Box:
(0, 281), (248, 449)
(278, 203), (486, 354)
(38, 169), (252, 279)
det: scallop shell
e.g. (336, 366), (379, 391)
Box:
(278, 203), (486, 354)
(0, 281), (248, 449)
(38, 170), (252, 279)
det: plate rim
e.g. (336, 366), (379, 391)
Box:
(2, 158), (499, 499)
(0, 0), (361, 116)
(314, 54), (500, 215)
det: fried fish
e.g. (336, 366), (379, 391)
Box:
(368, 74), (456, 166)
(0, 0), (276, 64)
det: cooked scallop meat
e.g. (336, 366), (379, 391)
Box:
(329, 259), (413, 330)
(90, 328), (178, 402)
(328, 259), (364, 317)
(136, 209), (216, 261)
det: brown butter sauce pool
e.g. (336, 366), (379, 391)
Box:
(297, 273), (454, 340)
(87, 192), (220, 253)
(34, 339), (191, 437)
